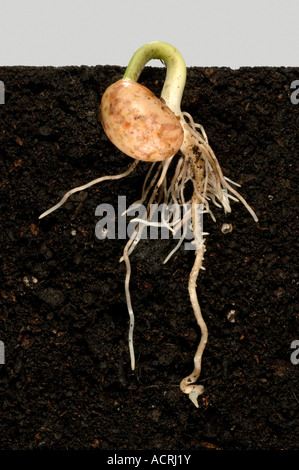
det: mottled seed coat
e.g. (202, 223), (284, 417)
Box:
(100, 79), (183, 162)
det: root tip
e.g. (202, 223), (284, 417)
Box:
(188, 385), (204, 408)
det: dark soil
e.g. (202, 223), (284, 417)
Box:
(0, 64), (298, 451)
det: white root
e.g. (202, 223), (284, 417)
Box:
(38, 160), (139, 219)
(178, 194), (207, 407)
(39, 109), (258, 408)
(180, 243), (207, 407)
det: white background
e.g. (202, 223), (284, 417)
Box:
(0, 0), (298, 67)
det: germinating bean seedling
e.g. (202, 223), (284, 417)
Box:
(39, 41), (258, 407)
